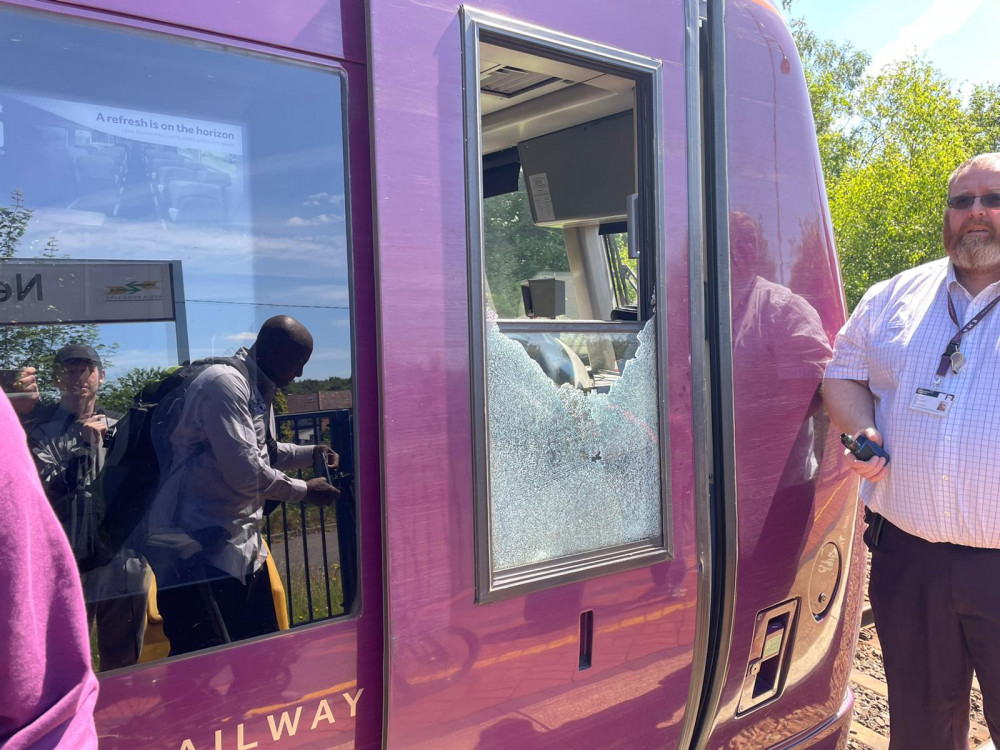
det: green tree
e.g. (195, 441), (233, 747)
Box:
(787, 20), (869, 184)
(483, 176), (568, 317)
(99, 366), (171, 416)
(1, 190), (115, 398)
(283, 376), (351, 394)
(786, 7), (1000, 310)
(967, 84), (1000, 154)
(825, 58), (979, 308)
(0, 190), (32, 258)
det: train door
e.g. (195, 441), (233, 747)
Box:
(690, 1), (865, 747)
(0, 2), (383, 748)
(368, 1), (711, 746)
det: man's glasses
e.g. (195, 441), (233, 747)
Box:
(946, 193), (1000, 210)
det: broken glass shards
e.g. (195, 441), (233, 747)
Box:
(486, 316), (661, 571)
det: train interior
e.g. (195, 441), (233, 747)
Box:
(478, 39), (645, 393)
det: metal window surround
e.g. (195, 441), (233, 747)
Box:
(461, 5), (671, 602)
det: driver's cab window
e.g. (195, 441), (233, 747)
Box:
(470, 23), (667, 598)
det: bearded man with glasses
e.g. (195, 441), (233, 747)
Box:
(823, 153), (1000, 749)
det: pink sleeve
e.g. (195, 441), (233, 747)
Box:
(0, 393), (99, 750)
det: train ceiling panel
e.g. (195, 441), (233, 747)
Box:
(479, 41), (634, 154)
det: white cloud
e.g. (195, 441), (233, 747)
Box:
(304, 192), (345, 207)
(287, 214), (339, 227)
(223, 331), (258, 343)
(867, 0), (984, 76)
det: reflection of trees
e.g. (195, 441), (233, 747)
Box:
(283, 375), (350, 394)
(788, 216), (843, 335)
(100, 366), (170, 416)
(0, 190), (114, 399)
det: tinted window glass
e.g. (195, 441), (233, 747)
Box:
(0, 7), (355, 669)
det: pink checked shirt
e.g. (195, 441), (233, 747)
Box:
(827, 257), (1000, 548)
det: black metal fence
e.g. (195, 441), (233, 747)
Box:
(267, 408), (356, 625)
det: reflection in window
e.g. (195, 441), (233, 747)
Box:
(0, 6), (355, 669)
(604, 232), (638, 309)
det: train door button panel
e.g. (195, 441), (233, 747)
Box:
(737, 599), (799, 714)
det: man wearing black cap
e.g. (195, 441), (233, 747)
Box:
(19, 343), (149, 671)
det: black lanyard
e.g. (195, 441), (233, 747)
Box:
(936, 292), (1000, 379)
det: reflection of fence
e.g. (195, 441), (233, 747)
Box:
(268, 408), (356, 625)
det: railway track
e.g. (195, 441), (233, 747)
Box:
(848, 604), (995, 750)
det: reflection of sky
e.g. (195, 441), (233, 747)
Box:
(0, 7), (352, 382)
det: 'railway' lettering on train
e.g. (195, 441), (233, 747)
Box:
(177, 689), (363, 750)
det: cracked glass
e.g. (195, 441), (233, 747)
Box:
(486, 314), (661, 571)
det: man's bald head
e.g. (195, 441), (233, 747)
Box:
(948, 153), (1000, 192)
(251, 315), (314, 388)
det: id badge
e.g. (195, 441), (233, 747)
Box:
(909, 387), (955, 416)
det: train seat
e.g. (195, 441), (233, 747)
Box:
(138, 540), (290, 664)
(167, 181), (224, 223)
(74, 153), (120, 192)
(194, 167), (232, 189)
(156, 166), (199, 196)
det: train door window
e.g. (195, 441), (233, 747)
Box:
(464, 11), (670, 599)
(0, 6), (358, 670)
(603, 230), (639, 309)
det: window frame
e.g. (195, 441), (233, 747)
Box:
(462, 6), (672, 602)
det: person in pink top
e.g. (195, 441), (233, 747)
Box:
(0, 390), (99, 749)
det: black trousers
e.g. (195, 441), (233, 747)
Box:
(156, 562), (278, 656)
(866, 512), (1000, 750)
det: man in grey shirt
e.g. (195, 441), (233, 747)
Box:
(147, 315), (339, 655)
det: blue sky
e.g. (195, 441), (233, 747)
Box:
(786, 0), (1000, 91)
(0, 12), (353, 385)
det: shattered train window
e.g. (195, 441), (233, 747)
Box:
(486, 314), (661, 571)
(471, 31), (665, 590)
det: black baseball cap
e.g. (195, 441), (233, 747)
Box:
(54, 344), (103, 371)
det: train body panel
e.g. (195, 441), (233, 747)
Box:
(0, 0), (862, 747)
(699, 1), (865, 747)
(367, 0), (702, 746)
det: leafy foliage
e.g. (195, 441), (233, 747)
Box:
(787, 19), (869, 184)
(99, 366), (171, 416)
(0, 190), (32, 259)
(787, 16), (1000, 309)
(284, 376), (351, 394)
(483, 176), (568, 317)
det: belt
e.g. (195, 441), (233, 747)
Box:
(864, 507), (995, 552)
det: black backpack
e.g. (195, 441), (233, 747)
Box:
(97, 356), (251, 557)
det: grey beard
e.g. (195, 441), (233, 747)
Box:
(952, 233), (1000, 271)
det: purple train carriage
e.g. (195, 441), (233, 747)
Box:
(0, 0), (863, 746)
